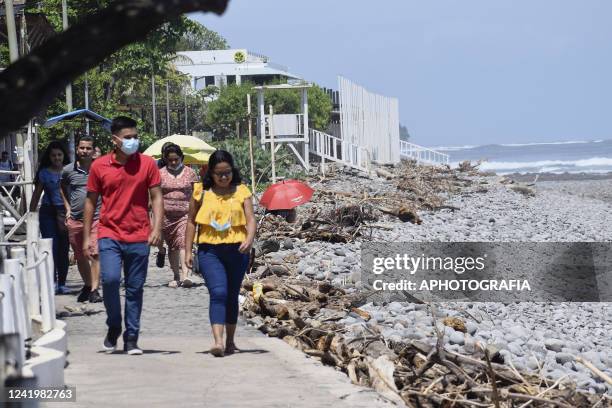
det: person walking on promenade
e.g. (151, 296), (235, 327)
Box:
(60, 135), (103, 303)
(30, 141), (70, 294)
(185, 150), (256, 357)
(154, 141), (174, 268)
(83, 116), (163, 355)
(160, 144), (198, 288)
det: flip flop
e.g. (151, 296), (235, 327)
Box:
(225, 343), (239, 355)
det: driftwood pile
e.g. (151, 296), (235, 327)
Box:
(257, 162), (479, 243)
(241, 273), (608, 407)
(257, 205), (376, 243)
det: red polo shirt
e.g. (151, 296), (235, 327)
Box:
(87, 152), (161, 243)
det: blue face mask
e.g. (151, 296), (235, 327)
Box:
(167, 161), (184, 172)
(120, 138), (139, 155)
(210, 219), (231, 232)
(209, 197), (233, 232)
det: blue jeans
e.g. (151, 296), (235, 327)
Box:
(198, 243), (249, 325)
(39, 205), (69, 286)
(98, 238), (149, 341)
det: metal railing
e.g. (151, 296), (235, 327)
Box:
(309, 129), (370, 172)
(399, 140), (450, 165)
(0, 171), (33, 241)
(0, 170), (24, 203)
(1, 230), (57, 387)
(0, 123), (58, 394)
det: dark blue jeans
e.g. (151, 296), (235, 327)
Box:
(198, 243), (249, 325)
(39, 205), (69, 286)
(98, 238), (149, 342)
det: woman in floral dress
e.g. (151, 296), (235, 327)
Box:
(160, 144), (199, 287)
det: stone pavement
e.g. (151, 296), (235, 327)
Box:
(46, 253), (394, 408)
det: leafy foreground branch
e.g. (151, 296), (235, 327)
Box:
(240, 271), (607, 407)
(0, 0), (229, 136)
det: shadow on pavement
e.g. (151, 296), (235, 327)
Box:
(197, 348), (269, 355)
(96, 350), (181, 355)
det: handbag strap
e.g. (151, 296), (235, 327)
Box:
(194, 186), (204, 244)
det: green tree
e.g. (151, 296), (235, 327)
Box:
(205, 82), (332, 138)
(0, 43), (9, 67)
(217, 138), (304, 186)
(175, 25), (229, 51)
(204, 82), (251, 139)
(16, 1), (228, 151)
(399, 124), (410, 141)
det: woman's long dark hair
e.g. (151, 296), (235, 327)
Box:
(202, 150), (242, 190)
(162, 143), (184, 160)
(35, 141), (70, 182)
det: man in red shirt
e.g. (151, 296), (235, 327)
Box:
(83, 116), (163, 355)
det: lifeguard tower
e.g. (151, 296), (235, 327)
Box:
(253, 82), (312, 171)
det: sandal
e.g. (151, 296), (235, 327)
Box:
(225, 343), (239, 355)
(210, 345), (224, 357)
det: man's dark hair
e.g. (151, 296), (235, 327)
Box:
(110, 116), (137, 134)
(77, 135), (94, 145)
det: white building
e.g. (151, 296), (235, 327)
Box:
(174, 49), (302, 90)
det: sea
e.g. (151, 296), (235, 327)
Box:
(433, 139), (612, 175)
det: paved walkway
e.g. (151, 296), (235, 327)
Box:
(47, 254), (393, 408)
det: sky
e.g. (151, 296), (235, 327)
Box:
(193, 1), (612, 147)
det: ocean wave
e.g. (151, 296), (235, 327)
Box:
(431, 144), (478, 151)
(499, 140), (596, 147)
(435, 139), (611, 152)
(462, 157), (612, 172)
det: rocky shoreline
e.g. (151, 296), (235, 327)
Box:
(248, 164), (612, 400)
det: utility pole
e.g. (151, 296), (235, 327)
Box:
(151, 71), (157, 136)
(247, 95), (256, 194)
(62, 0), (75, 161)
(3, 0), (19, 63)
(269, 105), (276, 184)
(84, 73), (90, 135)
(166, 81), (171, 136)
(184, 92), (188, 134)
(19, 8), (27, 56)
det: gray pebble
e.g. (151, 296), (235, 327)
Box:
(507, 325), (529, 339)
(303, 267), (316, 277)
(465, 321), (478, 335)
(555, 353), (575, 365)
(449, 331), (465, 345)
(544, 338), (565, 352)
(283, 238), (294, 249)
(507, 342), (525, 357)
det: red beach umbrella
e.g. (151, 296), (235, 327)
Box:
(259, 179), (314, 210)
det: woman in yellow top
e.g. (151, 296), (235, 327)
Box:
(185, 150), (256, 357)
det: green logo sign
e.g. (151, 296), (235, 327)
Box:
(234, 51), (246, 63)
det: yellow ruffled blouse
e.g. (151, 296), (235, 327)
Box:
(192, 183), (252, 244)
